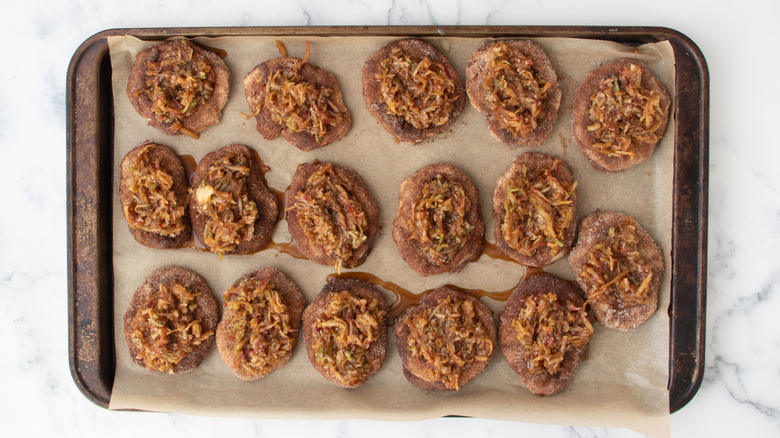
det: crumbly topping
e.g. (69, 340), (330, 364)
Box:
(193, 152), (258, 256)
(404, 294), (493, 390)
(512, 292), (593, 375)
(291, 164), (368, 273)
(311, 290), (386, 386)
(123, 144), (187, 238)
(376, 46), (458, 130)
(143, 39), (214, 136)
(131, 282), (213, 373)
(586, 63), (665, 158)
(501, 159), (577, 259)
(224, 275), (296, 377)
(410, 174), (474, 266)
(260, 61), (344, 143)
(578, 217), (655, 309)
(484, 41), (553, 138)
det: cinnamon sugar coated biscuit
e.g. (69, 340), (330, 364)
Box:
(393, 163), (485, 276)
(302, 278), (388, 387)
(569, 210), (664, 330)
(572, 59), (671, 172)
(492, 152), (578, 267)
(395, 287), (496, 391)
(119, 142), (191, 249)
(362, 38), (466, 143)
(286, 162), (379, 273)
(123, 266), (218, 374)
(216, 267), (305, 381)
(244, 42), (351, 151)
(127, 39), (230, 139)
(466, 40), (561, 147)
(189, 144), (279, 257)
(499, 273), (592, 395)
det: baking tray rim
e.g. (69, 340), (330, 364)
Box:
(67, 24), (708, 415)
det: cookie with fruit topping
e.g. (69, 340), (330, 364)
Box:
(466, 40), (561, 147)
(362, 39), (466, 143)
(499, 272), (593, 395)
(244, 41), (351, 151)
(119, 142), (191, 249)
(569, 210), (664, 330)
(189, 144), (279, 257)
(572, 59), (671, 172)
(393, 163), (485, 275)
(127, 39), (230, 139)
(216, 267), (305, 381)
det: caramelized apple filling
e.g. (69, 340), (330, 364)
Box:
(261, 67), (344, 143)
(586, 63), (665, 158)
(501, 160), (577, 258)
(311, 290), (386, 386)
(193, 153), (258, 256)
(512, 292), (593, 375)
(404, 295), (493, 390)
(578, 217), (655, 309)
(485, 41), (553, 138)
(410, 174), (474, 266)
(292, 164), (368, 273)
(123, 144), (187, 238)
(143, 39), (214, 133)
(224, 275), (295, 377)
(376, 47), (458, 129)
(131, 282), (213, 373)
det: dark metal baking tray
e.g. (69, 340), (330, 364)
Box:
(67, 25), (708, 414)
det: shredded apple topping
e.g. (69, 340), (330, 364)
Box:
(123, 144), (187, 238)
(512, 292), (593, 375)
(410, 174), (474, 266)
(586, 64), (665, 158)
(224, 275), (295, 377)
(131, 282), (213, 373)
(501, 160), (577, 258)
(485, 42), (553, 138)
(194, 152), (258, 257)
(143, 39), (214, 137)
(260, 54), (344, 143)
(404, 295), (493, 390)
(376, 47), (458, 130)
(311, 290), (386, 386)
(578, 217), (655, 309)
(292, 164), (368, 273)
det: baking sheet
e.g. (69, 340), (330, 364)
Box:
(106, 34), (674, 437)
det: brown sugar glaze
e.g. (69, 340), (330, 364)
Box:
(330, 265), (542, 323)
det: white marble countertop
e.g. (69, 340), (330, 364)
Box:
(1, 0), (778, 437)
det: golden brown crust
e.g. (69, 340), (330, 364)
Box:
(216, 266), (305, 381)
(492, 152), (578, 267)
(392, 163), (485, 276)
(189, 144), (279, 255)
(243, 56), (352, 151)
(498, 273), (590, 396)
(395, 287), (496, 391)
(568, 210), (664, 330)
(302, 278), (388, 387)
(572, 59), (671, 172)
(286, 162), (380, 270)
(466, 40), (561, 147)
(361, 38), (466, 143)
(123, 266), (218, 374)
(127, 39), (230, 137)
(119, 142), (191, 249)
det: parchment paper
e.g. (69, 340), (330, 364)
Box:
(107, 34), (674, 438)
